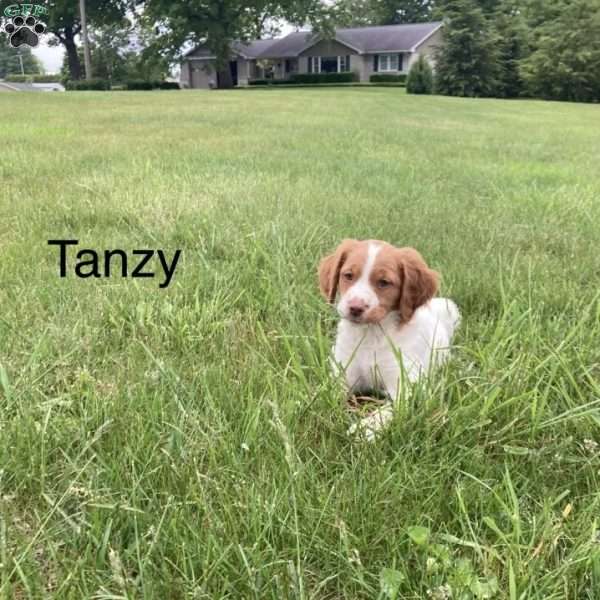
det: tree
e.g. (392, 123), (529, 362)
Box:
(492, 1), (529, 98)
(520, 0), (600, 102)
(141, 0), (321, 88)
(59, 24), (170, 83)
(434, 0), (499, 97)
(45, 0), (128, 80)
(406, 54), (433, 93)
(0, 33), (42, 77)
(332, 0), (435, 27)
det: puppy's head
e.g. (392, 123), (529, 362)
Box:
(318, 239), (438, 325)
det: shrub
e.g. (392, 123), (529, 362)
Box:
(248, 78), (290, 86)
(65, 78), (110, 91)
(290, 72), (357, 84)
(4, 74), (33, 83)
(123, 80), (180, 90)
(158, 81), (180, 90)
(6, 74), (63, 84)
(406, 56), (433, 94)
(370, 73), (407, 84)
(125, 80), (154, 90)
(32, 74), (63, 83)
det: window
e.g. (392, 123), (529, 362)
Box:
(339, 55), (351, 72)
(379, 54), (400, 72)
(308, 55), (351, 74)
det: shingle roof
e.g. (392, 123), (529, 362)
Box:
(336, 21), (443, 53)
(232, 38), (280, 58)
(183, 21), (442, 62)
(255, 31), (318, 58)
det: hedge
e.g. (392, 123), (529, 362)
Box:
(65, 78), (110, 91)
(370, 73), (407, 84)
(248, 75), (359, 85)
(291, 72), (357, 84)
(248, 79), (290, 86)
(5, 74), (64, 83)
(124, 80), (180, 90)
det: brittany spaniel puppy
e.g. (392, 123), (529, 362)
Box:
(318, 239), (460, 440)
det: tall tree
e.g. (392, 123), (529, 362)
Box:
(141, 0), (319, 88)
(520, 0), (600, 102)
(333, 0), (435, 27)
(44, 0), (128, 80)
(60, 23), (170, 82)
(434, 0), (499, 97)
(0, 33), (42, 77)
(492, 0), (529, 98)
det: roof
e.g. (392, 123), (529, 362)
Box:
(255, 31), (318, 58)
(182, 21), (442, 62)
(232, 38), (281, 58)
(335, 22), (443, 53)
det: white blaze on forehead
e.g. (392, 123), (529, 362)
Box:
(338, 243), (381, 315)
(362, 243), (381, 282)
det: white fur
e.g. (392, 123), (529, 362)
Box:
(337, 243), (381, 318)
(334, 297), (460, 441)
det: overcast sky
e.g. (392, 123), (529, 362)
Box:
(32, 39), (64, 73)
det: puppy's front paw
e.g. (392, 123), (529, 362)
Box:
(347, 405), (394, 442)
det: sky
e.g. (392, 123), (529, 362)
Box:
(32, 38), (64, 73)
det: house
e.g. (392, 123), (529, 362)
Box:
(180, 21), (443, 89)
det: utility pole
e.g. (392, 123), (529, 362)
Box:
(17, 50), (25, 75)
(79, 0), (92, 80)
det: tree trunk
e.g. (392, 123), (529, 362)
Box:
(217, 66), (233, 89)
(64, 27), (82, 80)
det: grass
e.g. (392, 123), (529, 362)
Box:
(0, 88), (599, 599)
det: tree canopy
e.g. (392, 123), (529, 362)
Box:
(44, 0), (128, 79)
(0, 33), (42, 77)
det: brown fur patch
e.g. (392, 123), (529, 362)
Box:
(318, 239), (439, 324)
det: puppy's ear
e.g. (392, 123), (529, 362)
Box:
(318, 239), (357, 304)
(395, 247), (439, 323)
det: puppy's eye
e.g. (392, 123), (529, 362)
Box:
(342, 272), (354, 281)
(377, 279), (391, 289)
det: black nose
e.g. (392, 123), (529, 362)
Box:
(349, 306), (365, 318)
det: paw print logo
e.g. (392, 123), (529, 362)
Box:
(3, 15), (46, 48)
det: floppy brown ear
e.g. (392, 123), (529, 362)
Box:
(396, 247), (439, 323)
(318, 239), (357, 304)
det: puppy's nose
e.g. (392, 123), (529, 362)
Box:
(348, 300), (368, 319)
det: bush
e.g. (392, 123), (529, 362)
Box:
(248, 78), (290, 86)
(406, 56), (433, 94)
(158, 81), (180, 90)
(32, 74), (63, 83)
(6, 74), (63, 84)
(370, 73), (407, 84)
(123, 80), (180, 90)
(290, 72), (357, 84)
(125, 80), (154, 90)
(4, 74), (33, 83)
(65, 78), (110, 91)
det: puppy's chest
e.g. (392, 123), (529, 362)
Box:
(334, 325), (398, 383)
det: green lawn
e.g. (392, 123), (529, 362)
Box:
(1, 88), (600, 599)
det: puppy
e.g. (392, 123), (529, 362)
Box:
(318, 239), (460, 439)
